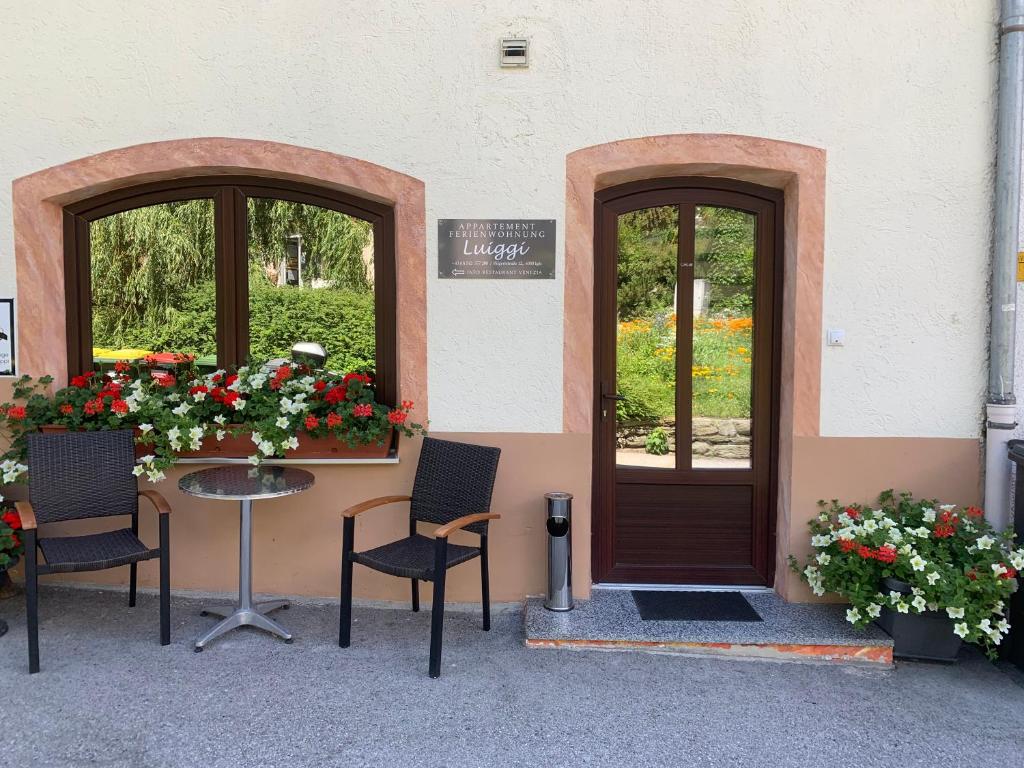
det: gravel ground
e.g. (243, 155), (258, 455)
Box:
(2, 586), (1023, 768)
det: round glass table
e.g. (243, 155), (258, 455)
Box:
(179, 465), (315, 651)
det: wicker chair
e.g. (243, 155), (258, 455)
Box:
(17, 429), (171, 673)
(339, 437), (501, 678)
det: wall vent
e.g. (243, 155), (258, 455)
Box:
(500, 38), (529, 68)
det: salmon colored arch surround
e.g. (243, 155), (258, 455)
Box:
(563, 133), (825, 590)
(12, 138), (427, 416)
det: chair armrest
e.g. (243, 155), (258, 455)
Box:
(434, 513), (500, 538)
(138, 490), (172, 515)
(341, 495), (411, 518)
(14, 500), (37, 530)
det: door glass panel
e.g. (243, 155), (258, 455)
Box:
(692, 206), (755, 469)
(615, 205), (678, 468)
(89, 199), (217, 372)
(246, 198), (375, 372)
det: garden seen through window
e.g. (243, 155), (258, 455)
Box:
(71, 178), (395, 405)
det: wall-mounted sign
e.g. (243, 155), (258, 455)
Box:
(0, 299), (14, 376)
(438, 219), (556, 279)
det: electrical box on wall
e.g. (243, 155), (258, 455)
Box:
(500, 38), (528, 68)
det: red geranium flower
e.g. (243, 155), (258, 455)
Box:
(211, 373), (223, 384)
(189, 385), (209, 397)
(1004, 567), (1018, 579)
(934, 523), (955, 538)
(343, 372), (372, 386)
(222, 391), (240, 407)
(856, 545), (873, 559)
(2, 509), (22, 530)
(353, 403), (373, 418)
(874, 545), (898, 564)
(110, 399), (129, 415)
(225, 374), (238, 388)
(304, 415), (319, 431)
(844, 507), (860, 519)
(83, 398), (104, 415)
(313, 380), (327, 392)
(59, 403), (74, 415)
(10, 534), (19, 549)
(838, 539), (856, 553)
(326, 412), (343, 428)
(276, 365), (292, 380)
(6, 406), (26, 420)
(70, 374), (92, 388)
(325, 386), (346, 405)
(388, 410), (407, 425)
(967, 569), (978, 581)
(966, 506), (984, 519)
(114, 360), (132, 374)
(401, 400), (414, 410)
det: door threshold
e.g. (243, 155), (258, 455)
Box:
(593, 583), (774, 593)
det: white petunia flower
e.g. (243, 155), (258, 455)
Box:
(953, 622), (969, 638)
(132, 465), (145, 477)
(171, 402), (191, 417)
(811, 534), (832, 548)
(1010, 550), (1024, 570)
(866, 603), (882, 618)
(165, 392), (181, 402)
(275, 416), (290, 429)
(216, 429), (226, 441)
(146, 469), (166, 483)
(845, 608), (861, 624)
(139, 423), (153, 433)
(912, 527), (931, 539)
(993, 601), (1005, 614)
(816, 553), (831, 566)
(284, 436), (299, 450)
(978, 618), (992, 633)
(976, 535), (995, 550)
(889, 591), (903, 605)
(992, 563), (1008, 577)
(232, 398), (246, 412)
(214, 414), (227, 426)
(911, 596), (927, 613)
(247, 454), (261, 465)
(862, 519), (879, 533)
(911, 553), (929, 570)
(921, 508), (936, 522)
(251, 431), (262, 445)
(258, 440), (275, 456)
(896, 601), (909, 614)
(803, 566), (819, 581)
(947, 606), (965, 619)
(926, 572), (941, 586)
(996, 618), (1010, 633)
(817, 512), (830, 523)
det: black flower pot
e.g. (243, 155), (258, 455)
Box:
(874, 577), (962, 662)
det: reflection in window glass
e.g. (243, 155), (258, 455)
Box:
(615, 205), (678, 469)
(90, 200), (216, 370)
(246, 199), (375, 372)
(692, 206), (755, 469)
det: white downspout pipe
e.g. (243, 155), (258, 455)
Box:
(985, 0), (1024, 530)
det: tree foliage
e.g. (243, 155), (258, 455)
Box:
(615, 204), (755, 319)
(89, 198), (374, 362)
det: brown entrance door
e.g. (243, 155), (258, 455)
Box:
(593, 178), (782, 585)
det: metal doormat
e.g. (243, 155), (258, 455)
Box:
(631, 591), (762, 622)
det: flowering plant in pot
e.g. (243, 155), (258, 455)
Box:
(790, 490), (1022, 660)
(0, 506), (23, 573)
(0, 359), (425, 483)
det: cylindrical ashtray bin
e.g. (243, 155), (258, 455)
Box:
(544, 492), (573, 611)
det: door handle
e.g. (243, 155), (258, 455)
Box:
(602, 392), (626, 401)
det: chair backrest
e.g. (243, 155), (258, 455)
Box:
(410, 437), (501, 534)
(26, 429), (139, 524)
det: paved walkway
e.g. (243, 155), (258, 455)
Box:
(2, 587), (1023, 768)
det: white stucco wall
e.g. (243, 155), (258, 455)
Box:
(0, 0), (998, 436)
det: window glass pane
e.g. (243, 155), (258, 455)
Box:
(246, 199), (375, 373)
(692, 205), (755, 469)
(90, 200), (216, 371)
(615, 205), (678, 468)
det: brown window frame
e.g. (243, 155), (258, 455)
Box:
(62, 175), (397, 406)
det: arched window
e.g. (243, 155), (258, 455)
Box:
(62, 176), (396, 404)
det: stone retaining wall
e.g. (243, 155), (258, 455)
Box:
(618, 417), (751, 459)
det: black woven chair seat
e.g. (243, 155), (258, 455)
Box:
(352, 534), (479, 581)
(38, 528), (159, 574)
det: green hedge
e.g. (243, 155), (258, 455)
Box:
(94, 282), (376, 372)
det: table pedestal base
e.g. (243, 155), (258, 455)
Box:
(194, 498), (293, 651)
